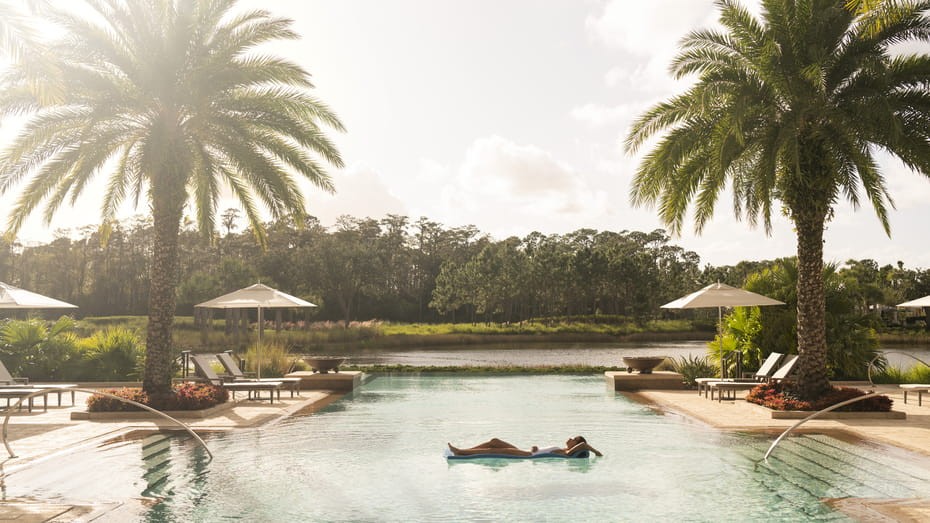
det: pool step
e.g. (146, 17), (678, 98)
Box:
(141, 434), (174, 495)
(733, 434), (930, 502)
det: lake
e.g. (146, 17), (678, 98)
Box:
(329, 340), (930, 369)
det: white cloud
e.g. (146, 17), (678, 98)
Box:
(570, 102), (637, 127)
(585, 0), (717, 56)
(303, 163), (407, 225)
(412, 136), (610, 237)
(881, 154), (930, 211)
(459, 136), (581, 195)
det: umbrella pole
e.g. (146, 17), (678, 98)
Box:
(717, 306), (723, 378)
(257, 306), (263, 379)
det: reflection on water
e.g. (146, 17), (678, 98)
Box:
(332, 340), (930, 368)
(343, 341), (705, 367)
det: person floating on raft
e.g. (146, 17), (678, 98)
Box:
(447, 436), (602, 458)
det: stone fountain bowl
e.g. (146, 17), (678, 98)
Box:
(303, 356), (346, 374)
(622, 356), (668, 374)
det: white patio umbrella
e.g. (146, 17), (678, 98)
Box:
(897, 295), (930, 308)
(661, 282), (785, 322)
(196, 283), (316, 378)
(662, 282), (784, 377)
(0, 281), (78, 310)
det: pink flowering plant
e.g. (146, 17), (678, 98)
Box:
(746, 382), (892, 412)
(87, 383), (228, 412)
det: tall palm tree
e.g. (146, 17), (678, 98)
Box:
(626, 0), (930, 399)
(0, 1), (62, 104)
(0, 1), (37, 60)
(0, 0), (344, 396)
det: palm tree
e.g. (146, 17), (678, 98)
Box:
(0, 0), (62, 103)
(0, 0), (343, 396)
(626, 0), (930, 399)
(0, 1), (37, 60)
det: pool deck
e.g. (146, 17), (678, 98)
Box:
(629, 382), (930, 458)
(2, 378), (930, 520)
(629, 381), (930, 522)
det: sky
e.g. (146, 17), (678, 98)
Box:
(3, 0), (930, 268)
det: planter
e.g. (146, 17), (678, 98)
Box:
(748, 403), (906, 419)
(72, 400), (234, 420)
(303, 357), (346, 374)
(768, 409), (906, 420)
(622, 356), (667, 374)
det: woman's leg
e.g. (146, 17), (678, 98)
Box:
(448, 444), (531, 457)
(468, 438), (517, 449)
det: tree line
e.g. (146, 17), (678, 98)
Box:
(2, 213), (929, 326)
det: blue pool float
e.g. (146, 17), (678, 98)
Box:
(444, 448), (591, 460)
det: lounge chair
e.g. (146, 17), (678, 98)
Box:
(900, 384), (930, 406)
(215, 352), (301, 397)
(188, 354), (284, 404)
(0, 360), (28, 385)
(696, 352), (785, 397)
(710, 355), (799, 402)
(0, 388), (49, 412)
(0, 361), (77, 409)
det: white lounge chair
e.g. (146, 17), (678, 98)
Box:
(0, 388), (48, 412)
(710, 355), (799, 402)
(0, 360), (28, 385)
(0, 360), (77, 408)
(900, 384), (930, 406)
(188, 354), (283, 404)
(215, 352), (301, 397)
(696, 352), (785, 397)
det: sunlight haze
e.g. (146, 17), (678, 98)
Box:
(3, 0), (930, 268)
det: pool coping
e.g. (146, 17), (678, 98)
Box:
(70, 400), (236, 420)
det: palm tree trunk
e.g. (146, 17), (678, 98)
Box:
(143, 179), (185, 397)
(794, 210), (831, 400)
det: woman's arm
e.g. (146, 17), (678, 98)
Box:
(568, 442), (603, 457)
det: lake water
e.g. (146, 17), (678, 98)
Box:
(335, 340), (930, 369)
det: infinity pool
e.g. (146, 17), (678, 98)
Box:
(7, 375), (930, 521)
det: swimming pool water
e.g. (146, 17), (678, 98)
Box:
(7, 374), (930, 521)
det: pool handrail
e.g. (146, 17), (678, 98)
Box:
(762, 391), (880, 462)
(2, 387), (213, 461)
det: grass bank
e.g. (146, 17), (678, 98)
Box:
(75, 316), (712, 351)
(878, 330), (930, 345)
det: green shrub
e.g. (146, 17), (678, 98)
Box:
(871, 362), (930, 384)
(86, 383), (228, 412)
(741, 260), (884, 380)
(76, 327), (144, 381)
(655, 358), (676, 372)
(872, 366), (908, 384)
(672, 355), (717, 387)
(0, 317), (80, 380)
